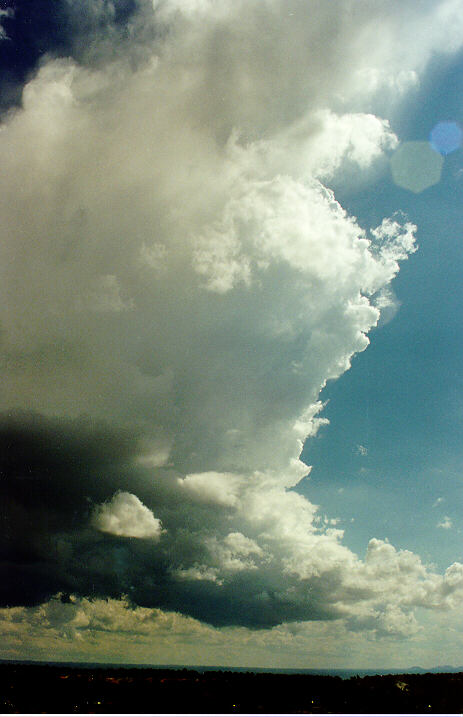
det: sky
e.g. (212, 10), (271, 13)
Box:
(2, 0), (463, 671)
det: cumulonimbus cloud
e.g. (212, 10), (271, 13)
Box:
(1, 0), (463, 646)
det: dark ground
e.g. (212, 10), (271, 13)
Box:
(1, 662), (463, 713)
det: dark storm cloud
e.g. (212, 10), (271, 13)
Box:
(0, 411), (179, 609)
(2, 411), (459, 634)
(0, 0), (139, 112)
(0, 411), (343, 626)
(0, 411), (144, 604)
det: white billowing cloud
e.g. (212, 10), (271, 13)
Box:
(0, 0), (425, 484)
(2, 0), (463, 643)
(146, 472), (463, 635)
(226, 110), (399, 189)
(207, 532), (265, 572)
(326, 539), (463, 637)
(92, 492), (163, 539)
(309, 111), (398, 179)
(351, 68), (419, 99)
(178, 472), (243, 507)
(0, 52), (413, 478)
(174, 531), (266, 582)
(193, 175), (415, 295)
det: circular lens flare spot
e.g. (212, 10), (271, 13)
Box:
(430, 121), (462, 155)
(390, 141), (443, 193)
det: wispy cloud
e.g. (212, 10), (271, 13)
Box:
(437, 516), (453, 530)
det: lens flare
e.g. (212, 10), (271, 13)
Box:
(390, 141), (443, 193)
(430, 121), (462, 155)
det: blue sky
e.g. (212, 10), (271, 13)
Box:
(301, 47), (463, 572)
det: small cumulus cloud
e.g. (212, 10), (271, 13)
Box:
(437, 516), (453, 530)
(356, 444), (368, 456)
(92, 492), (164, 539)
(374, 286), (401, 325)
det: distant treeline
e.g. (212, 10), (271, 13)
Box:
(1, 662), (463, 713)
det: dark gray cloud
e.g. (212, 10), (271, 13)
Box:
(0, 412), (141, 602)
(2, 410), (462, 635)
(0, 0), (141, 112)
(0, 411), (342, 626)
